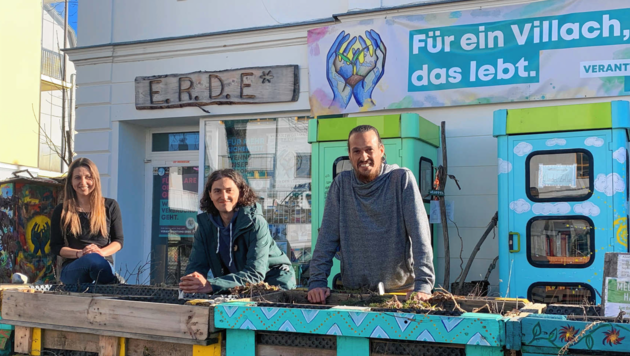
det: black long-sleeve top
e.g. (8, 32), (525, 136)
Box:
(50, 198), (124, 267)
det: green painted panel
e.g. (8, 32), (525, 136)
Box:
(418, 116), (441, 147)
(317, 115), (401, 141)
(506, 103), (612, 135)
(308, 118), (318, 143)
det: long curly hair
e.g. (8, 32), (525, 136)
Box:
(200, 169), (258, 215)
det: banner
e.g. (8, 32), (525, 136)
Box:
(307, 0), (630, 116)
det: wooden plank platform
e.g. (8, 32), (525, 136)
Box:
(10, 327), (223, 356)
(1, 289), (214, 341)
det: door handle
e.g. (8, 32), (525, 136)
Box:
(509, 232), (521, 253)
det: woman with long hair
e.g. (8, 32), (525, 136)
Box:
(50, 158), (124, 284)
(179, 169), (295, 293)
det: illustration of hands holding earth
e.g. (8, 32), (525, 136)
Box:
(327, 29), (387, 109)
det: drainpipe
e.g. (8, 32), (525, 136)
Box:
(60, 0), (69, 172)
(68, 73), (75, 167)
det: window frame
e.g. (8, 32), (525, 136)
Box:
(419, 157), (434, 204)
(525, 148), (594, 202)
(333, 156), (351, 179)
(527, 282), (596, 304)
(151, 131), (200, 152)
(294, 152), (312, 179)
(526, 215), (595, 269)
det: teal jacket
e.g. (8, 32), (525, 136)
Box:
(185, 203), (296, 292)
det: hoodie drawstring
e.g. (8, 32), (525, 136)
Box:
(229, 223), (234, 266)
(217, 225), (234, 267)
(216, 227), (220, 253)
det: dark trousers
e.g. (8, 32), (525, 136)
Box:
(60, 253), (116, 284)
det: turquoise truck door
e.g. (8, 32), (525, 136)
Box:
(507, 130), (612, 304)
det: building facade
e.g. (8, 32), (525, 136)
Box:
(67, 0), (630, 294)
(0, 0), (76, 179)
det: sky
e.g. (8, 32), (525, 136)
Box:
(49, 0), (78, 35)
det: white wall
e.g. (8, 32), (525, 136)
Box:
(76, 0), (457, 47)
(112, 121), (147, 279)
(78, 0), (347, 47)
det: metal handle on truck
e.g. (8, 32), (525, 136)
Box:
(508, 232), (520, 253)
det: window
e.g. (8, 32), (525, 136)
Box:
(419, 157), (433, 203)
(528, 283), (595, 305)
(526, 149), (593, 201)
(527, 217), (594, 268)
(295, 153), (311, 178)
(203, 117), (312, 286)
(152, 132), (199, 152)
(333, 156), (352, 178)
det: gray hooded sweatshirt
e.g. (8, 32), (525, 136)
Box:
(308, 163), (435, 294)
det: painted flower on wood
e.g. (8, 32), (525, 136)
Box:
(603, 327), (625, 346)
(559, 326), (579, 343)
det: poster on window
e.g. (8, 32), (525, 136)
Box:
(538, 164), (577, 187)
(604, 277), (630, 318)
(152, 167), (199, 239)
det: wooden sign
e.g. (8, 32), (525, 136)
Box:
(135, 65), (299, 110)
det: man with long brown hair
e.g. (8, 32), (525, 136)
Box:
(308, 125), (434, 303)
(50, 158), (124, 284)
(179, 169), (295, 293)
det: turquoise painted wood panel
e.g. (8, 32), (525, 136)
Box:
(226, 329), (255, 356)
(214, 303), (505, 347)
(337, 336), (369, 355)
(521, 317), (630, 352)
(465, 345), (505, 356)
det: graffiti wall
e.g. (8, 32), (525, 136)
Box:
(15, 182), (58, 283)
(0, 181), (59, 283)
(0, 183), (15, 282)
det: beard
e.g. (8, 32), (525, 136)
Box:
(354, 160), (382, 183)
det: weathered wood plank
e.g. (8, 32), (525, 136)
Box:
(28, 328), (223, 356)
(42, 329), (100, 352)
(256, 345), (336, 356)
(1, 290), (211, 340)
(14, 326), (32, 354)
(126, 338), (192, 356)
(2, 320), (216, 346)
(99, 335), (120, 356)
(135, 65), (299, 110)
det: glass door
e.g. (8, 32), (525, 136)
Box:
(150, 165), (199, 285)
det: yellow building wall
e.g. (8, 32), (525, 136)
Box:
(0, 0), (42, 167)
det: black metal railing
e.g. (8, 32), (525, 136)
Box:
(41, 48), (64, 80)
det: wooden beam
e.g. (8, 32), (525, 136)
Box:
(99, 335), (120, 356)
(42, 329), (100, 352)
(27, 328), (223, 356)
(2, 290), (212, 340)
(14, 326), (32, 354)
(2, 320), (215, 346)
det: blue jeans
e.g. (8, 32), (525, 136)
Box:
(60, 253), (117, 284)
